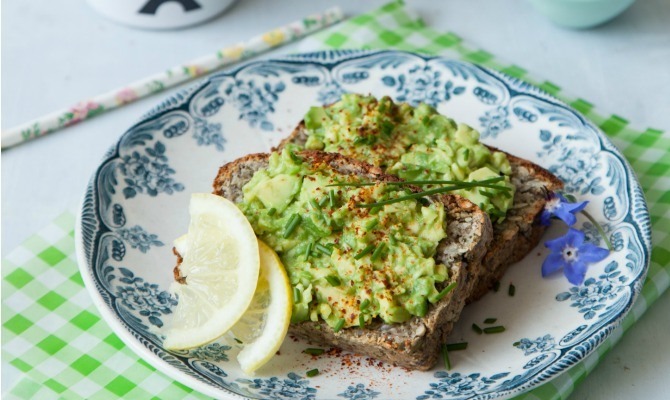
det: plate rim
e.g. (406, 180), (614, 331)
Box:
(75, 49), (652, 400)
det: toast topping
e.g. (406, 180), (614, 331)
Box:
(238, 149), (449, 330)
(302, 94), (515, 222)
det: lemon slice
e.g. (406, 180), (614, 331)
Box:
(232, 240), (292, 374)
(163, 193), (260, 350)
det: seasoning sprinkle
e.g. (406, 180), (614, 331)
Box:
(354, 244), (375, 260)
(267, 207), (276, 216)
(446, 342), (468, 351)
(508, 283), (516, 297)
(484, 318), (497, 324)
(283, 214), (301, 238)
(325, 275), (341, 286)
(442, 345), (451, 370)
(435, 282), (458, 302)
(483, 326), (506, 334)
(333, 318), (345, 332)
(306, 368), (319, 377)
(303, 348), (325, 356)
(472, 323), (483, 335)
(315, 243), (333, 256)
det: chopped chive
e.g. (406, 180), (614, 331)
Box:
(288, 150), (302, 163)
(484, 318), (497, 324)
(234, 338), (243, 344)
(472, 323), (483, 335)
(492, 281), (500, 292)
(315, 243), (333, 256)
(483, 326), (506, 334)
(435, 282), (457, 302)
(422, 115), (431, 126)
(371, 242), (386, 261)
(446, 342), (468, 351)
(354, 244), (375, 260)
(442, 345), (451, 370)
(309, 198), (321, 210)
(293, 287), (302, 303)
(329, 190), (336, 207)
(325, 275), (341, 286)
(333, 318), (345, 332)
(304, 242), (314, 260)
(365, 218), (379, 231)
(359, 299), (371, 311)
(318, 196), (329, 207)
(303, 348), (325, 356)
(359, 314), (365, 328)
(389, 235), (397, 246)
(508, 284), (516, 297)
(513, 341), (521, 347)
(328, 177), (505, 187)
(267, 207), (277, 216)
(283, 214), (301, 238)
(306, 368), (319, 377)
(355, 181), (511, 208)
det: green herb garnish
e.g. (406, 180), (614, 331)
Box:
(306, 368), (319, 377)
(267, 207), (276, 216)
(354, 244), (375, 260)
(325, 275), (341, 286)
(359, 314), (365, 328)
(371, 242), (387, 261)
(442, 345), (451, 370)
(304, 241), (314, 260)
(359, 299), (371, 311)
(333, 318), (345, 332)
(446, 342), (468, 351)
(492, 281), (500, 292)
(508, 283), (516, 297)
(303, 348), (325, 356)
(329, 190), (336, 207)
(484, 318), (497, 324)
(293, 287), (302, 303)
(472, 323), (483, 335)
(283, 214), (301, 238)
(434, 282), (457, 302)
(309, 198), (321, 210)
(483, 326), (506, 334)
(234, 338), (243, 344)
(318, 196), (329, 207)
(315, 243), (333, 256)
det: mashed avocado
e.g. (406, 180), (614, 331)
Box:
(239, 149), (449, 330)
(303, 94), (515, 222)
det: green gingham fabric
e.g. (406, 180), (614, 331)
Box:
(2, 2), (668, 399)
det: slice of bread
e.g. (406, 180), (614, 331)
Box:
(204, 150), (492, 370)
(276, 122), (563, 303)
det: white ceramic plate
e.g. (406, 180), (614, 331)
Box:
(76, 50), (651, 400)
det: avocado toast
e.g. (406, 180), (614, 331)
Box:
(277, 94), (563, 302)
(195, 149), (492, 370)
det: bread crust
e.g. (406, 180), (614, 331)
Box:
(275, 120), (564, 303)
(203, 150), (492, 370)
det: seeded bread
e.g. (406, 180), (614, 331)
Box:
(202, 150), (493, 370)
(276, 122), (564, 303)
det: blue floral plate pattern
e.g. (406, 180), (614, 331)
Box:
(75, 50), (651, 400)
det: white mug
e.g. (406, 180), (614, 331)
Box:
(87, 0), (238, 29)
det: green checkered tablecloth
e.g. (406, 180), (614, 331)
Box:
(3, 1), (668, 399)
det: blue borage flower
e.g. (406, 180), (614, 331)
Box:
(542, 228), (609, 285)
(541, 192), (588, 226)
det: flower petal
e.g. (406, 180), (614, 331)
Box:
(564, 200), (588, 214)
(544, 234), (571, 252)
(566, 228), (585, 247)
(554, 207), (577, 226)
(542, 253), (565, 277)
(565, 261), (589, 286)
(578, 243), (610, 263)
(540, 210), (552, 226)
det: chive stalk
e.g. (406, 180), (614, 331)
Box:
(508, 284), (516, 297)
(442, 345), (451, 370)
(359, 299), (371, 311)
(483, 326), (506, 334)
(371, 242), (387, 261)
(318, 196), (329, 207)
(359, 314), (365, 328)
(306, 368), (319, 377)
(354, 244), (375, 260)
(309, 198), (321, 210)
(446, 342), (468, 351)
(329, 190), (336, 207)
(267, 207), (276, 216)
(484, 318), (497, 324)
(304, 242), (314, 260)
(315, 243), (333, 256)
(293, 287), (302, 303)
(333, 318), (345, 332)
(434, 282), (457, 302)
(325, 275), (341, 286)
(472, 323), (483, 335)
(283, 214), (301, 238)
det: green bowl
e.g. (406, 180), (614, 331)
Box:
(529, 0), (636, 28)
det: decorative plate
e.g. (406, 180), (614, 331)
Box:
(75, 50), (651, 400)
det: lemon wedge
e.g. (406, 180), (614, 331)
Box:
(232, 240), (292, 374)
(163, 193), (260, 350)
